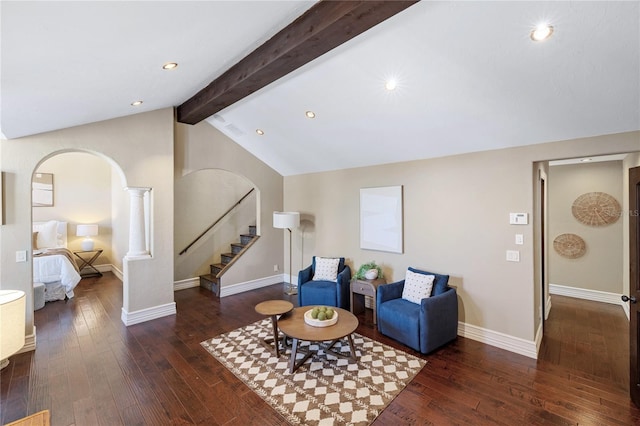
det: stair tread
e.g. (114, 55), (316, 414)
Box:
(231, 243), (246, 247)
(212, 263), (225, 269)
(200, 274), (219, 281)
(221, 252), (236, 257)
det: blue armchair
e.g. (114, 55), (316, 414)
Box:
(377, 268), (457, 354)
(298, 256), (352, 309)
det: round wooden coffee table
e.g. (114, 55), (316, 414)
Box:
(278, 307), (359, 373)
(255, 300), (294, 357)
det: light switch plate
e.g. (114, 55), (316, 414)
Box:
(515, 234), (524, 245)
(506, 250), (520, 262)
(16, 250), (27, 262)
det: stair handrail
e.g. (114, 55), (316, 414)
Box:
(179, 188), (255, 255)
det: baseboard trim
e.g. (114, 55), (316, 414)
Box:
(95, 264), (111, 273)
(549, 283), (623, 305)
(86, 263), (124, 281)
(17, 327), (37, 354)
(458, 322), (537, 359)
(110, 264), (123, 281)
(622, 302), (630, 320)
(174, 277), (199, 291)
(220, 275), (284, 298)
(535, 322), (543, 355)
(121, 302), (176, 326)
(550, 283), (629, 321)
(545, 295), (552, 320)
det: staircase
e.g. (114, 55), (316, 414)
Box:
(199, 225), (258, 296)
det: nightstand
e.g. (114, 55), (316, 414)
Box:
(73, 249), (103, 277)
(350, 277), (387, 324)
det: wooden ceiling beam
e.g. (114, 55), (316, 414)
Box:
(177, 0), (419, 125)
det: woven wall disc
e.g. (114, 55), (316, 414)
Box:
(571, 192), (621, 227)
(553, 233), (586, 259)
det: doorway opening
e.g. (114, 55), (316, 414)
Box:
(31, 150), (127, 312)
(536, 153), (637, 394)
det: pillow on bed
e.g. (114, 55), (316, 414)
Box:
(36, 220), (59, 249)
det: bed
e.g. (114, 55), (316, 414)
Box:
(32, 221), (81, 301)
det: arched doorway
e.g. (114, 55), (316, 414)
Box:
(174, 168), (259, 284)
(31, 150), (128, 311)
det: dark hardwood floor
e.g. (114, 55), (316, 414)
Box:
(2, 274), (639, 425)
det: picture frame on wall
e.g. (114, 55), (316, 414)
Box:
(32, 173), (54, 207)
(360, 185), (403, 253)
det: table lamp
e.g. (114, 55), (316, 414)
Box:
(76, 224), (98, 251)
(273, 211), (300, 295)
(0, 290), (26, 369)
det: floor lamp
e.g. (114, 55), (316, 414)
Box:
(273, 211), (300, 295)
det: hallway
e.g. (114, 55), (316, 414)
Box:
(539, 295), (629, 390)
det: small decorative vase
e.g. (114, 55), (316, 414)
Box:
(364, 269), (378, 280)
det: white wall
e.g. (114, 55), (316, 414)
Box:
(548, 161), (623, 293)
(285, 131), (640, 351)
(111, 167), (128, 274)
(1, 108), (175, 339)
(174, 169), (255, 281)
(175, 121), (284, 288)
(33, 152), (113, 265)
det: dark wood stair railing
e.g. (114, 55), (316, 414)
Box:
(179, 188), (255, 256)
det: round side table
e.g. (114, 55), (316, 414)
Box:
(255, 300), (294, 357)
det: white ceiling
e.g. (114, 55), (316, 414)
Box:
(2, 1), (639, 176)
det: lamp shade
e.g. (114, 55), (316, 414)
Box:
(0, 290), (26, 369)
(77, 224), (98, 251)
(273, 212), (300, 229)
(76, 224), (98, 237)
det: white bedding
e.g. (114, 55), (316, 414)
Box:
(32, 221), (81, 301)
(33, 253), (81, 300)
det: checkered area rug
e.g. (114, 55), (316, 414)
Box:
(201, 319), (426, 425)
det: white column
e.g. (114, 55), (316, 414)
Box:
(125, 187), (151, 259)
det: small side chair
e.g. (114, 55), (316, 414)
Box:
(298, 256), (351, 310)
(377, 267), (458, 354)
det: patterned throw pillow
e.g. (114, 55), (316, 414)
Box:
(312, 257), (340, 281)
(401, 269), (435, 304)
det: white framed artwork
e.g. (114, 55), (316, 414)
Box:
(32, 173), (54, 207)
(359, 185), (403, 253)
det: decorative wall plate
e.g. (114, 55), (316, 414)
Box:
(571, 192), (621, 227)
(553, 233), (586, 259)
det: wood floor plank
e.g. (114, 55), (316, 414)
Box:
(2, 276), (640, 425)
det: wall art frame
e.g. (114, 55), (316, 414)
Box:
(359, 185), (403, 254)
(32, 172), (54, 207)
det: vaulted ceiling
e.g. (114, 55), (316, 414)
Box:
(2, 1), (639, 176)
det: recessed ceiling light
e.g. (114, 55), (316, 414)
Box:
(256, 129), (264, 136)
(385, 79), (397, 91)
(305, 111), (316, 119)
(530, 24), (554, 41)
(131, 100), (143, 106)
(581, 158), (593, 162)
(162, 62), (178, 70)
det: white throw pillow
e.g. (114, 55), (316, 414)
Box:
(401, 270), (435, 304)
(36, 220), (59, 249)
(312, 257), (340, 281)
